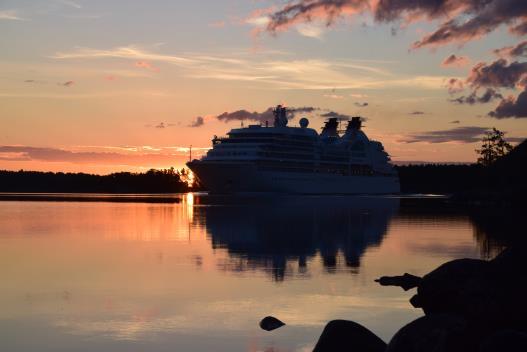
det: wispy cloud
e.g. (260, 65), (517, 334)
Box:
(145, 122), (179, 129)
(209, 20), (226, 28)
(403, 127), (494, 144)
(353, 102), (368, 107)
(135, 60), (159, 72)
(50, 45), (449, 91)
(296, 23), (325, 39)
(323, 93), (344, 99)
(0, 145), (211, 166)
(51, 46), (195, 65)
(188, 116), (204, 128)
(0, 10), (26, 21)
(350, 93), (368, 98)
(56, 0), (82, 9)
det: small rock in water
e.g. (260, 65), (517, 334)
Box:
(259, 316), (285, 331)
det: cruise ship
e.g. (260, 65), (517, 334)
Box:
(187, 105), (400, 194)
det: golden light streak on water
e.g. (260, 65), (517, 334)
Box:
(184, 192), (194, 222)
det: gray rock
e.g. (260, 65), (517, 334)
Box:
(413, 258), (490, 315)
(313, 320), (387, 352)
(386, 314), (471, 352)
(479, 330), (527, 352)
(259, 316), (285, 331)
(375, 273), (422, 291)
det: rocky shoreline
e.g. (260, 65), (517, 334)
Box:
(312, 246), (527, 351)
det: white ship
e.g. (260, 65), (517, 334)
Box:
(187, 105), (400, 194)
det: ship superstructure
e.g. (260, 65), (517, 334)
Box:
(187, 105), (400, 194)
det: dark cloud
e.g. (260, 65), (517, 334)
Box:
(374, 0), (464, 22)
(0, 146), (179, 165)
(216, 108), (275, 123)
(262, 0), (527, 49)
(450, 88), (503, 105)
(320, 111), (352, 121)
(489, 88), (527, 118)
(494, 41), (527, 58)
(451, 120), (461, 124)
(449, 58), (527, 117)
(145, 122), (178, 129)
(214, 106), (359, 124)
(188, 116), (204, 127)
(511, 21), (527, 35)
(353, 102), (368, 107)
(445, 57), (527, 117)
(441, 54), (469, 67)
(290, 106), (319, 114)
(412, 0), (527, 48)
(216, 106), (319, 123)
(409, 111), (425, 115)
(266, 0), (369, 34)
(62, 80), (74, 87)
(466, 59), (527, 89)
(403, 126), (492, 144)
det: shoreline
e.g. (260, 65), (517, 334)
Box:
(0, 193), (182, 203)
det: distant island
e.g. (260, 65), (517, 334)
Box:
(398, 137), (526, 204)
(0, 168), (190, 194)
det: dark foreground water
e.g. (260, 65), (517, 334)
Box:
(0, 194), (505, 352)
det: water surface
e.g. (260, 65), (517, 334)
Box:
(0, 194), (502, 351)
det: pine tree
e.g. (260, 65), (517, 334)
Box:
(476, 128), (513, 166)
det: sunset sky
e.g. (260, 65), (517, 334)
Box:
(1, 0), (527, 173)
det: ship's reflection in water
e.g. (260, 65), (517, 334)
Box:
(193, 196), (399, 281)
(0, 195), (509, 352)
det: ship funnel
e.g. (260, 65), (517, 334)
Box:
(347, 117), (362, 131)
(273, 105), (288, 127)
(321, 118), (339, 139)
(341, 117), (364, 142)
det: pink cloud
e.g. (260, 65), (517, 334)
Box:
(441, 54), (470, 68)
(255, 0), (527, 50)
(135, 61), (159, 72)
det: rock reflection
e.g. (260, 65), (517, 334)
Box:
(193, 196), (399, 281)
(470, 207), (526, 259)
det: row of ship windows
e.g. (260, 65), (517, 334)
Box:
(258, 166), (375, 176)
(210, 150), (366, 160)
(210, 151), (250, 156)
(230, 133), (315, 141)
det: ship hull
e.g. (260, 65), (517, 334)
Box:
(188, 161), (400, 195)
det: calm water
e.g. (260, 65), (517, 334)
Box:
(0, 194), (503, 352)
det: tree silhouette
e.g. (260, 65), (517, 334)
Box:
(476, 128), (513, 166)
